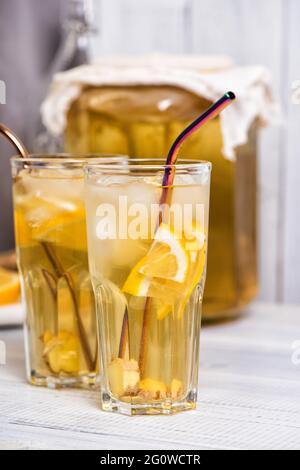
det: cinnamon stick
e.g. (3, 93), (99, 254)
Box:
(41, 241), (95, 372)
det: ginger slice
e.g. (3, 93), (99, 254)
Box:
(137, 377), (184, 400)
(170, 378), (183, 400)
(108, 358), (140, 397)
(138, 377), (167, 400)
(42, 330), (80, 374)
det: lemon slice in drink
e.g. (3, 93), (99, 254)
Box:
(123, 222), (206, 319)
(123, 223), (189, 295)
(123, 267), (151, 297)
(139, 224), (189, 282)
(152, 223), (206, 319)
(14, 210), (34, 247)
(174, 240), (207, 319)
(15, 195), (87, 251)
(32, 205), (87, 251)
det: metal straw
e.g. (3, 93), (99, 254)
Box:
(0, 123), (28, 158)
(138, 91), (236, 375)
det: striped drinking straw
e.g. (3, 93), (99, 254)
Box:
(161, 91), (236, 195)
(138, 91), (236, 372)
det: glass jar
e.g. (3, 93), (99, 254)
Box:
(64, 85), (257, 320)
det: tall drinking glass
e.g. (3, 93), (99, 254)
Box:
(85, 159), (211, 414)
(11, 154), (123, 388)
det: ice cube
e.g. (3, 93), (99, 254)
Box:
(18, 168), (85, 202)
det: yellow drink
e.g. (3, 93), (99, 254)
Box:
(11, 156), (98, 388)
(85, 159), (211, 414)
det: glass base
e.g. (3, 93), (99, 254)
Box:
(100, 390), (197, 416)
(28, 370), (99, 390)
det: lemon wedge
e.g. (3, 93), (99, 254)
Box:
(14, 210), (33, 247)
(123, 266), (151, 297)
(0, 268), (20, 305)
(175, 240), (207, 319)
(32, 206), (86, 250)
(123, 222), (206, 320)
(14, 195), (86, 251)
(139, 224), (189, 282)
(123, 223), (189, 296)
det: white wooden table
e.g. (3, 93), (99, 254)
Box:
(0, 302), (299, 450)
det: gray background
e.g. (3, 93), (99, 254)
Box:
(0, 0), (63, 250)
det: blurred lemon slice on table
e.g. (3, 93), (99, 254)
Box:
(123, 222), (206, 319)
(0, 267), (20, 305)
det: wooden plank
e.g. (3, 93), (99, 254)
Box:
(0, 303), (300, 449)
(191, 0), (284, 302)
(282, 0), (300, 302)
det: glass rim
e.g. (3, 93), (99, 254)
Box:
(85, 158), (212, 174)
(10, 153), (126, 167)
